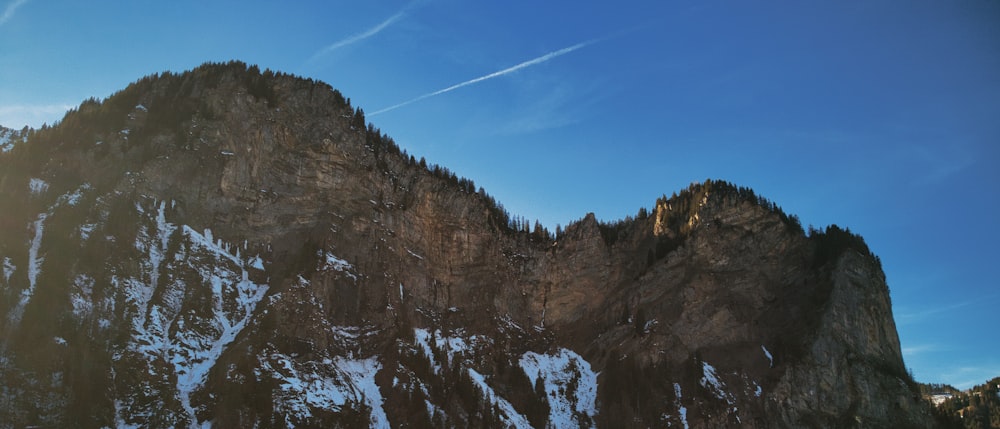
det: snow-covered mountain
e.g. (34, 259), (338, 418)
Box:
(0, 62), (935, 428)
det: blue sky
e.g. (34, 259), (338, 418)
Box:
(2, 0), (999, 389)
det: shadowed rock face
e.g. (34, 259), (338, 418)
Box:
(0, 62), (932, 428)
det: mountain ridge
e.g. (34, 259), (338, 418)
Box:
(0, 61), (934, 428)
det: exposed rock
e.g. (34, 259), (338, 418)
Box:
(0, 62), (933, 428)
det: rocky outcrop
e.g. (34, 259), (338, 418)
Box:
(0, 62), (933, 428)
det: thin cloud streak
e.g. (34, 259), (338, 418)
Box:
(308, 9), (406, 62)
(370, 40), (596, 116)
(0, 103), (74, 128)
(896, 300), (974, 325)
(0, 0), (28, 26)
(902, 344), (941, 357)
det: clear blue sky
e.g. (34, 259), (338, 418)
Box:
(2, 0), (998, 389)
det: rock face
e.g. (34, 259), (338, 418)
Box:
(0, 62), (933, 428)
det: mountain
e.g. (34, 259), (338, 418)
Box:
(0, 61), (934, 428)
(922, 378), (1000, 428)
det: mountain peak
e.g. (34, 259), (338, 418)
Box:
(0, 62), (935, 427)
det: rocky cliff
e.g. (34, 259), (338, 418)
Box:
(0, 62), (933, 428)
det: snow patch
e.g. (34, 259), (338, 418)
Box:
(674, 383), (690, 429)
(56, 184), (89, 206)
(336, 357), (390, 428)
(2, 256), (14, 283)
(319, 251), (357, 280)
(425, 400), (444, 422)
(79, 223), (96, 241)
(405, 248), (424, 260)
(71, 274), (95, 317)
(412, 328), (481, 373)
(700, 361), (733, 404)
(248, 255), (265, 270)
(332, 325), (363, 340)
(468, 368), (532, 429)
(267, 355), (389, 428)
(519, 348), (599, 428)
(29, 178), (48, 194)
(761, 345), (774, 368)
(123, 203), (270, 426)
(182, 226), (249, 268)
(0, 128), (14, 152)
(147, 201), (176, 295)
(9, 214), (47, 325)
(413, 328), (440, 372)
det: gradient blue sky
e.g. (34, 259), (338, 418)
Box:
(2, 0), (998, 389)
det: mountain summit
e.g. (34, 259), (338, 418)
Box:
(0, 61), (933, 428)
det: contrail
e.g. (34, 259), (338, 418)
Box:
(0, 0), (29, 26)
(370, 40), (596, 116)
(309, 9), (406, 62)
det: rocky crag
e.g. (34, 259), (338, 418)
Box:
(0, 62), (933, 428)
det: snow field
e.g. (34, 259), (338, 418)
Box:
(519, 348), (599, 428)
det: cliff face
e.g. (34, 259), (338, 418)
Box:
(0, 62), (932, 428)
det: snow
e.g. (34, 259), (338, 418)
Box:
(931, 393), (953, 406)
(761, 345), (774, 368)
(29, 178), (48, 194)
(319, 251), (357, 280)
(79, 223), (96, 240)
(519, 348), (599, 428)
(413, 328), (440, 372)
(332, 325), (361, 340)
(336, 357), (390, 428)
(9, 213), (47, 325)
(0, 128), (12, 152)
(412, 328), (482, 373)
(248, 255), (265, 270)
(468, 368), (533, 429)
(268, 355), (389, 428)
(270, 357), (350, 422)
(2, 256), (13, 283)
(674, 383), (690, 429)
(405, 248), (424, 260)
(122, 202), (270, 426)
(183, 226), (244, 267)
(57, 184), (89, 206)
(172, 275), (268, 419)
(700, 360), (734, 404)
(115, 400), (142, 429)
(147, 201), (176, 294)
(425, 400), (444, 421)
(71, 274), (95, 317)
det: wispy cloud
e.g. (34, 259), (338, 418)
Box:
(909, 145), (976, 186)
(0, 103), (74, 128)
(902, 344), (942, 357)
(895, 299), (976, 326)
(0, 0), (28, 26)
(308, 8), (407, 63)
(943, 365), (1000, 390)
(370, 39), (597, 116)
